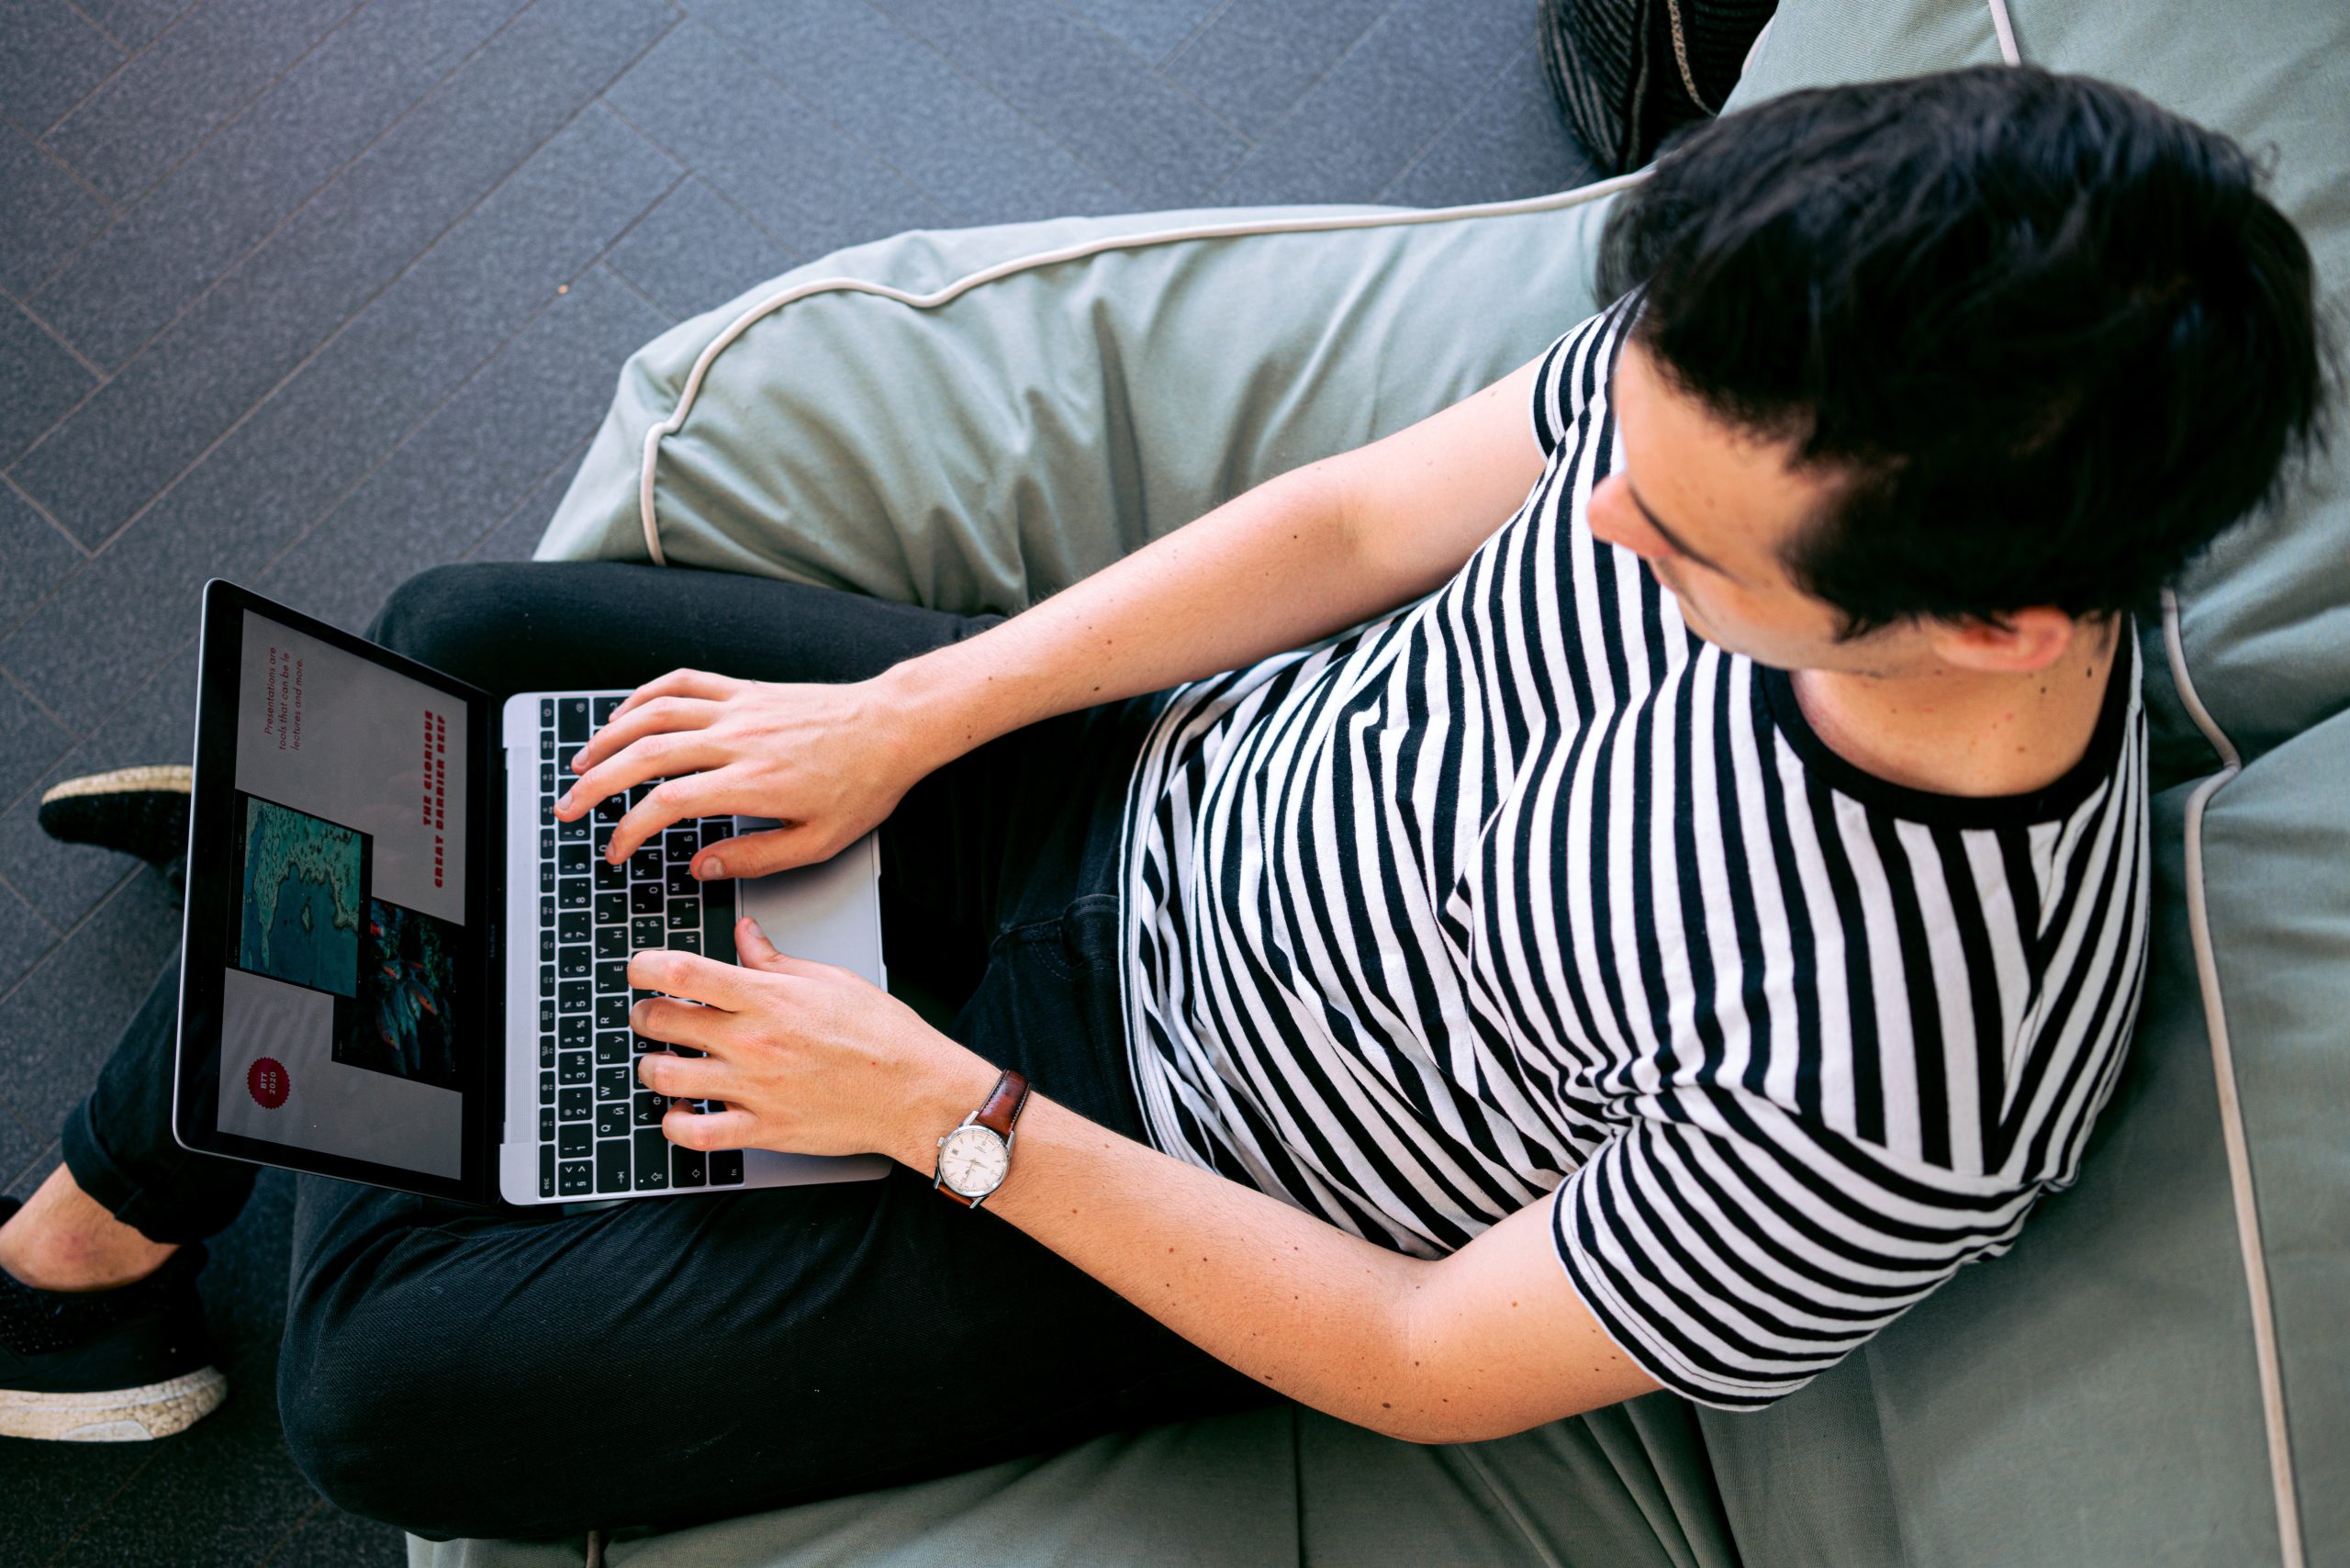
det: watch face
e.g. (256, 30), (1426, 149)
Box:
(939, 1125), (1009, 1197)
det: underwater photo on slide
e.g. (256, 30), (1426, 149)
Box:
(236, 794), (364, 998)
(335, 899), (462, 1089)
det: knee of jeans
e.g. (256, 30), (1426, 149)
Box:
(364, 563), (498, 660)
(276, 1295), (485, 1532)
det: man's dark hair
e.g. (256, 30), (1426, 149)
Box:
(1596, 64), (2331, 637)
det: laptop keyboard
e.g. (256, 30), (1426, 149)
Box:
(533, 694), (747, 1200)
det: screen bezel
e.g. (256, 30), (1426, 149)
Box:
(173, 578), (501, 1206)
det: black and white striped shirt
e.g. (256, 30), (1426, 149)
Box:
(1113, 300), (2151, 1409)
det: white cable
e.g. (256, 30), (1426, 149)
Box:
(2161, 587), (2306, 1568)
(632, 174), (1651, 565)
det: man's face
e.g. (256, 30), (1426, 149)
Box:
(1590, 337), (1929, 677)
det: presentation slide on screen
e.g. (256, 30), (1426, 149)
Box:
(216, 611), (468, 1179)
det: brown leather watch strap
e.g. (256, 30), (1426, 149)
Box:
(975, 1068), (1031, 1138)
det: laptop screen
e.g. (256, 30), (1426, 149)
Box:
(177, 584), (496, 1202)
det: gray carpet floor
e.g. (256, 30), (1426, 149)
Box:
(0, 0), (1597, 1560)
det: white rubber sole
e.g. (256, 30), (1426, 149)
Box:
(0, 1366), (227, 1440)
(37, 764), (194, 805)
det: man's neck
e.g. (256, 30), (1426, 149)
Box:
(1786, 620), (2121, 800)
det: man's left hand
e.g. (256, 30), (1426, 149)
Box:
(628, 918), (988, 1168)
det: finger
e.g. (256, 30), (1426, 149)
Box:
(571, 696), (722, 778)
(689, 824), (829, 882)
(662, 1103), (759, 1152)
(629, 994), (737, 1055)
(609, 668), (744, 725)
(557, 734), (728, 823)
(629, 948), (760, 1014)
(734, 915), (823, 979)
(637, 1049), (737, 1103)
(604, 771), (730, 865)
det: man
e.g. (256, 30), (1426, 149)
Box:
(0, 64), (2324, 1538)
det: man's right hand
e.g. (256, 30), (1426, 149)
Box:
(553, 667), (939, 880)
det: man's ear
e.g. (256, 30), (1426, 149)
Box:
(1926, 607), (2081, 675)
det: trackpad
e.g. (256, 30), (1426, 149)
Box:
(731, 823), (888, 990)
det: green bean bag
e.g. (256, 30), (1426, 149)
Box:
(422, 1), (2344, 1562)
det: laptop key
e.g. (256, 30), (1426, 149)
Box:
(594, 1137), (628, 1194)
(559, 1159), (592, 1197)
(540, 896), (555, 930)
(710, 1150), (744, 1186)
(538, 928), (554, 964)
(594, 1030), (630, 1066)
(539, 964), (554, 999)
(540, 699), (555, 727)
(559, 1086), (591, 1120)
(594, 925), (627, 959)
(665, 865), (696, 899)
(594, 960), (628, 994)
(558, 1124), (590, 1160)
(559, 698), (589, 744)
(539, 1145), (554, 1199)
(629, 847), (661, 882)
(558, 744), (583, 775)
(594, 857), (625, 891)
(672, 1146), (707, 1188)
(558, 946), (591, 980)
(557, 877), (590, 910)
(539, 998), (555, 1032)
(539, 1036), (554, 1071)
(557, 814), (588, 844)
(540, 1107), (554, 1143)
(558, 1051), (592, 1086)
(632, 1130), (670, 1190)
(629, 882), (663, 916)
(666, 930), (700, 956)
(558, 981), (592, 1015)
(631, 915), (666, 951)
(539, 1070), (554, 1106)
(593, 695), (622, 725)
(558, 844), (589, 877)
(595, 1066), (632, 1102)
(594, 995), (630, 1031)
(558, 1014), (591, 1049)
(666, 898), (699, 931)
(633, 1090), (667, 1126)
(594, 892), (628, 926)
(595, 1100), (630, 1138)
(539, 861), (555, 895)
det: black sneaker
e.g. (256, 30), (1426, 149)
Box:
(0, 1196), (228, 1441)
(35, 764), (192, 890)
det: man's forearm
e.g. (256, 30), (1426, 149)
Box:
(873, 461), (1410, 766)
(901, 1049), (1438, 1442)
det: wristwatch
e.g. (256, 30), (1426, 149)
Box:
(933, 1068), (1031, 1209)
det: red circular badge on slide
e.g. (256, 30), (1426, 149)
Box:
(247, 1057), (289, 1109)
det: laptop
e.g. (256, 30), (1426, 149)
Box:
(172, 580), (893, 1209)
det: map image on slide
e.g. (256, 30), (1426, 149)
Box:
(335, 899), (461, 1089)
(237, 796), (364, 998)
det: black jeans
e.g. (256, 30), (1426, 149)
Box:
(57, 563), (1281, 1540)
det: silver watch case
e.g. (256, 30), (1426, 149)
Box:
(934, 1114), (1014, 1207)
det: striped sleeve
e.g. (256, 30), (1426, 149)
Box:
(1529, 308), (1614, 460)
(1550, 1087), (2045, 1409)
